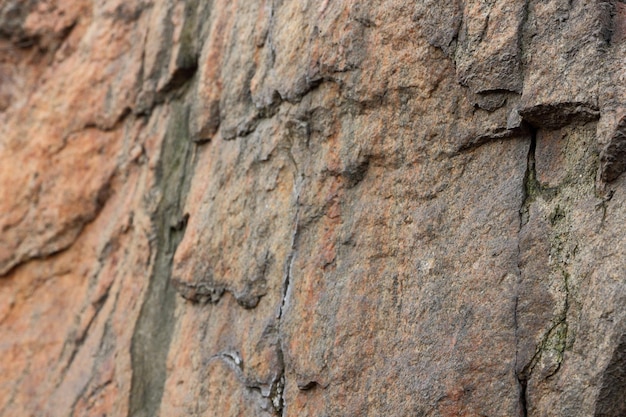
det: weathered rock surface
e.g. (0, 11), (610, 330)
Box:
(0, 1), (624, 416)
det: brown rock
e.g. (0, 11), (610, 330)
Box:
(518, 0), (607, 129)
(599, 110), (626, 183)
(0, 1), (625, 416)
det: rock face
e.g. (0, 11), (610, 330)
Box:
(0, 1), (625, 416)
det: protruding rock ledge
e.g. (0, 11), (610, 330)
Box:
(519, 102), (601, 130)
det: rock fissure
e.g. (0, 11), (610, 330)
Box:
(514, 294), (529, 417)
(518, 0), (531, 62)
(519, 376), (529, 417)
(272, 168), (305, 417)
(515, 130), (536, 415)
(520, 126), (538, 226)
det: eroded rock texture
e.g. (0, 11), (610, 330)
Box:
(0, 1), (625, 416)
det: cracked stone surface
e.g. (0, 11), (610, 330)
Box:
(0, 1), (625, 416)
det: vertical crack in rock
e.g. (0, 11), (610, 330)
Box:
(544, 275), (570, 377)
(517, 0), (531, 73)
(514, 290), (527, 416)
(519, 375), (529, 417)
(272, 159), (304, 416)
(520, 127), (538, 226)
(515, 129), (536, 417)
(516, 123), (589, 415)
(128, 104), (194, 417)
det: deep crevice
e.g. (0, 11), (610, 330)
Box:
(514, 301), (529, 417)
(158, 63), (198, 96)
(520, 126), (538, 226)
(515, 130), (536, 417)
(519, 377), (528, 417)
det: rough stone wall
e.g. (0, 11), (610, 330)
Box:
(0, 1), (625, 416)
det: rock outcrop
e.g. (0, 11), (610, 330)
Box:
(0, 1), (624, 416)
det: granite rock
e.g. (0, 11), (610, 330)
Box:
(0, 1), (625, 416)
